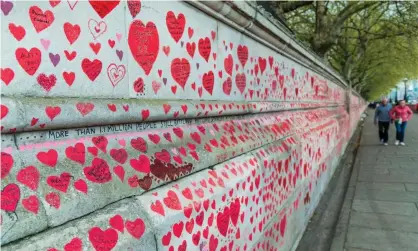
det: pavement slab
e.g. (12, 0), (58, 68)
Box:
(346, 227), (418, 251)
(351, 199), (418, 216)
(349, 212), (418, 233)
(332, 110), (418, 251)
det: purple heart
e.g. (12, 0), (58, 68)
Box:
(116, 50), (123, 61)
(196, 63), (199, 69)
(181, 41), (184, 47)
(1, 0), (13, 16)
(163, 78), (167, 85)
(49, 53), (60, 67)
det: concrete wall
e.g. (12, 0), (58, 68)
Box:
(1, 1), (366, 250)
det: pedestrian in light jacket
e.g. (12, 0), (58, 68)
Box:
(389, 100), (414, 146)
(374, 98), (392, 145)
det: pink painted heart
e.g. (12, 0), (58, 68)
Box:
(76, 102), (95, 116)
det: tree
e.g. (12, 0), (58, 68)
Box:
(260, 1), (418, 99)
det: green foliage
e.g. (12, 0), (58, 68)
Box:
(264, 1), (418, 98)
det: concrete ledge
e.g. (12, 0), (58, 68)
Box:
(2, 197), (156, 251)
(1, 96), (343, 133)
(2, 108), (346, 245)
(1, 106), (361, 248)
(2, 133), (319, 251)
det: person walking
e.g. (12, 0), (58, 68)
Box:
(374, 98), (392, 145)
(390, 100), (414, 146)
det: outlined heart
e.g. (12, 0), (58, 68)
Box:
(107, 63), (126, 87)
(88, 19), (107, 39)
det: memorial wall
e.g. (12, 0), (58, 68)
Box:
(1, 1), (366, 250)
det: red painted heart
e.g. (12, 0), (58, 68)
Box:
(36, 149), (58, 167)
(88, 227), (118, 251)
(1, 152), (13, 179)
(88, 0), (120, 19)
(130, 154), (150, 173)
(171, 58), (190, 89)
(22, 195), (39, 214)
(83, 158), (112, 184)
(128, 20), (159, 75)
(47, 172), (72, 193)
(1, 183), (20, 212)
(17, 165), (40, 191)
(15, 47), (42, 76)
(29, 6), (55, 33)
(125, 218), (145, 239)
(127, 0), (141, 18)
(166, 11), (185, 43)
(65, 142), (86, 165)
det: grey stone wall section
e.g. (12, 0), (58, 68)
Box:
(2, 198), (156, 251)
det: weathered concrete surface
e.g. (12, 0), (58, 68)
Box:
(1, 105), (365, 249)
(295, 117), (363, 251)
(2, 107), (352, 244)
(2, 197), (157, 251)
(330, 110), (418, 251)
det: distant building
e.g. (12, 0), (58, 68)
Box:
(388, 79), (418, 103)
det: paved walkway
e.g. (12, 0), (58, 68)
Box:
(332, 109), (418, 251)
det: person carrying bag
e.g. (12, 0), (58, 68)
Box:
(390, 100), (414, 145)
